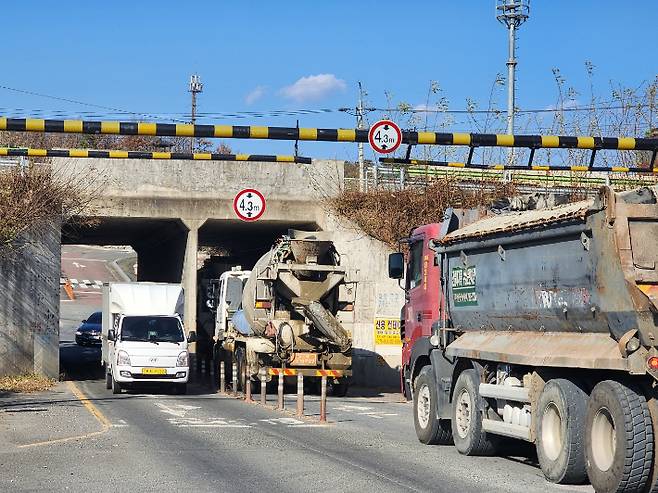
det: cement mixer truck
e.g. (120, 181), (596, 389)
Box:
(390, 186), (658, 493)
(210, 231), (355, 396)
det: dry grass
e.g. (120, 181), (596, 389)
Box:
(0, 373), (56, 393)
(329, 178), (517, 248)
(0, 163), (98, 256)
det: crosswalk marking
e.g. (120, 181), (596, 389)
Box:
(60, 278), (105, 289)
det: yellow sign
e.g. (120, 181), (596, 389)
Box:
(374, 318), (402, 346)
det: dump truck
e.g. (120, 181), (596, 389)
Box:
(211, 231), (355, 395)
(389, 186), (658, 493)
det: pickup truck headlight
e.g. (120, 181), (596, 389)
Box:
(117, 350), (131, 366)
(177, 351), (189, 367)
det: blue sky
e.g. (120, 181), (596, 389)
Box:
(2, 1), (656, 161)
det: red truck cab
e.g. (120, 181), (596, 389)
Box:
(390, 215), (457, 399)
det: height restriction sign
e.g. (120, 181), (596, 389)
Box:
(368, 120), (402, 154)
(233, 189), (266, 221)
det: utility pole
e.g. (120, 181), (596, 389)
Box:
(356, 82), (366, 192)
(189, 74), (203, 152)
(496, 0), (529, 164)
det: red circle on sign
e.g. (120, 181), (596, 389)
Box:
(368, 120), (402, 154)
(233, 188), (266, 221)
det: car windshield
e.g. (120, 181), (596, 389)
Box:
(87, 312), (102, 324)
(120, 316), (184, 343)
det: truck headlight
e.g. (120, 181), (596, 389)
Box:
(117, 350), (131, 366)
(177, 351), (189, 367)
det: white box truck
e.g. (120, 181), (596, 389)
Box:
(102, 282), (195, 394)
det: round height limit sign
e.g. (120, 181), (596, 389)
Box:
(368, 119), (402, 154)
(233, 189), (266, 221)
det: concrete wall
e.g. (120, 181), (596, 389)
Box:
(0, 221), (60, 378)
(321, 214), (404, 388)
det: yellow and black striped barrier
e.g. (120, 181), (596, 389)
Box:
(380, 158), (658, 174)
(1, 117), (657, 151)
(0, 147), (311, 164)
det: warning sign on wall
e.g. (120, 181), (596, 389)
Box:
(374, 318), (402, 346)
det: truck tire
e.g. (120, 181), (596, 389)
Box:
(329, 378), (349, 397)
(111, 374), (122, 394)
(451, 369), (496, 456)
(585, 380), (653, 493)
(645, 395), (658, 493)
(105, 366), (112, 390)
(535, 379), (588, 484)
(413, 366), (452, 445)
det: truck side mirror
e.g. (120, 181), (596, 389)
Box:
(187, 331), (197, 343)
(107, 329), (116, 341)
(388, 252), (404, 279)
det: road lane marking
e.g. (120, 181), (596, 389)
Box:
(18, 382), (111, 448)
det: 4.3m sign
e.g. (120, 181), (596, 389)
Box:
(233, 189), (266, 221)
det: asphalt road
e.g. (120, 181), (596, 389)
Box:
(1, 245), (595, 492)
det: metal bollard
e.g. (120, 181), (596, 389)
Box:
(320, 375), (327, 422)
(277, 372), (284, 410)
(260, 372), (267, 405)
(245, 369), (252, 402)
(296, 373), (304, 417)
(219, 361), (225, 394)
(232, 362), (238, 397)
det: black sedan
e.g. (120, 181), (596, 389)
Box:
(75, 311), (102, 346)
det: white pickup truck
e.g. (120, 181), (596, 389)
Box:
(101, 282), (196, 394)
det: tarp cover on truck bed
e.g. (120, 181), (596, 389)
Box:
(440, 199), (595, 244)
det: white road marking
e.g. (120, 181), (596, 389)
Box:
(95, 280), (103, 286)
(177, 404), (201, 411)
(333, 404), (397, 419)
(156, 403), (187, 418)
(69, 279), (78, 285)
(82, 279), (91, 285)
(260, 417), (305, 426)
(72, 262), (86, 269)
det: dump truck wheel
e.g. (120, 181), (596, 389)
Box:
(535, 379), (588, 484)
(585, 380), (653, 493)
(413, 366), (452, 445)
(644, 394), (658, 493)
(105, 366), (112, 390)
(451, 369), (496, 455)
(235, 346), (247, 392)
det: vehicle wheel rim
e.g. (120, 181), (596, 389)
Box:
(417, 384), (431, 429)
(591, 407), (615, 472)
(541, 402), (563, 461)
(456, 388), (472, 439)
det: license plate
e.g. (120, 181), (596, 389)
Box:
(290, 353), (317, 367)
(142, 368), (167, 375)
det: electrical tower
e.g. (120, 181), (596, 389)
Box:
(496, 0), (529, 140)
(189, 74), (203, 152)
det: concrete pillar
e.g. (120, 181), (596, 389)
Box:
(181, 219), (204, 339)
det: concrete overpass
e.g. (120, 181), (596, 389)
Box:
(55, 157), (344, 333)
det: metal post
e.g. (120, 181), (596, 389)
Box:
(260, 371), (267, 405)
(232, 362), (238, 397)
(245, 380), (251, 401)
(277, 372), (285, 410)
(320, 375), (327, 422)
(506, 22), (516, 138)
(219, 360), (225, 393)
(296, 373), (304, 417)
(357, 82), (365, 192)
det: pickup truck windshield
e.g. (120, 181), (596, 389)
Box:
(120, 316), (184, 343)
